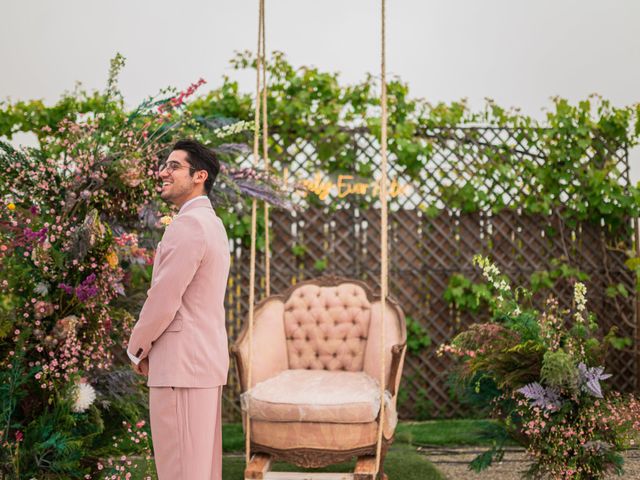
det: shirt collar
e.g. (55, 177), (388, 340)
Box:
(178, 195), (209, 215)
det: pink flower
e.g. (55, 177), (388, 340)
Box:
(34, 301), (55, 319)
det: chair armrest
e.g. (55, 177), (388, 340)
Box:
(364, 297), (407, 392)
(230, 344), (248, 392)
(231, 297), (289, 392)
(388, 343), (407, 397)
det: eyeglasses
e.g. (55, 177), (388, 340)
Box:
(158, 160), (196, 175)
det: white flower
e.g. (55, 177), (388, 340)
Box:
(34, 282), (50, 296)
(213, 120), (254, 139)
(573, 282), (588, 325)
(473, 255), (511, 292)
(72, 380), (96, 413)
(574, 282), (587, 312)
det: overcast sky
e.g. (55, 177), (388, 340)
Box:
(1, 0), (638, 181)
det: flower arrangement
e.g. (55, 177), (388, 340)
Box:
(440, 255), (640, 479)
(0, 55), (294, 479)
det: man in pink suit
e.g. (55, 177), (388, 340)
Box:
(126, 139), (230, 480)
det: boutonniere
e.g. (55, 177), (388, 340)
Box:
(160, 215), (176, 227)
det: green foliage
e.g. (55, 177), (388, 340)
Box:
(443, 273), (492, 313)
(603, 327), (633, 351)
(625, 255), (640, 293)
(469, 443), (505, 473)
(412, 388), (434, 421)
(2, 51), (638, 246)
(605, 282), (630, 299)
(442, 256), (640, 478)
(212, 53), (640, 237)
(20, 400), (101, 478)
(396, 376), (434, 421)
(291, 243), (307, 258)
(405, 316), (431, 354)
(529, 258), (590, 293)
(474, 340), (545, 390)
(0, 91), (122, 142)
(540, 350), (579, 392)
(501, 311), (540, 342)
(313, 258), (328, 272)
(447, 372), (501, 418)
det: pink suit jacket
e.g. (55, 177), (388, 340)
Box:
(127, 196), (231, 388)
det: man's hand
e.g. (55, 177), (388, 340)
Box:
(131, 357), (149, 376)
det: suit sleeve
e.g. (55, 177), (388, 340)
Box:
(126, 215), (205, 363)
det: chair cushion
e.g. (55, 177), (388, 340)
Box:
(283, 283), (371, 372)
(241, 369), (392, 424)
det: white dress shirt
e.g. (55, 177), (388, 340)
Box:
(178, 195), (209, 214)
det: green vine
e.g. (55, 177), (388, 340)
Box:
(1, 51), (639, 242)
(405, 316), (431, 354)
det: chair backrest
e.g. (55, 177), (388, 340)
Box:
(283, 281), (371, 372)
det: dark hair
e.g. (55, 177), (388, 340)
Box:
(171, 139), (220, 194)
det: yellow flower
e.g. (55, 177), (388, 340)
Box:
(105, 250), (119, 269)
(7, 203), (16, 211)
(160, 215), (174, 226)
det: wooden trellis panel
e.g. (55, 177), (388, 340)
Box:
(221, 127), (636, 420)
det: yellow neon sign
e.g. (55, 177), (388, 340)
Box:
(285, 170), (411, 201)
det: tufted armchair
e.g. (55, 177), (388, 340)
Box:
(231, 276), (407, 469)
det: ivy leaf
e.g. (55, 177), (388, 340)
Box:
(624, 257), (640, 271)
(606, 283), (629, 298)
(405, 316), (431, 354)
(313, 258), (327, 272)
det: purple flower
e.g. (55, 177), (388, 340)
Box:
(58, 274), (99, 302)
(58, 283), (74, 295)
(578, 363), (612, 398)
(518, 382), (563, 410)
(75, 274), (98, 302)
(23, 227), (48, 243)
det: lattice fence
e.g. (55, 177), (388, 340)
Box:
(220, 127), (636, 420)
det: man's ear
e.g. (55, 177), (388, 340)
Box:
(195, 170), (208, 185)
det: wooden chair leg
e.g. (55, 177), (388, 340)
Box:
(354, 456), (376, 480)
(245, 453), (272, 480)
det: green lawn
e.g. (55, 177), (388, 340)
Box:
(131, 419), (500, 479)
(395, 418), (508, 446)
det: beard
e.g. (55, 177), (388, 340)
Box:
(160, 181), (193, 205)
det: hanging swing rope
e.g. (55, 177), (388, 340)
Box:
(246, 0), (266, 465)
(245, 0), (390, 475)
(375, 0), (389, 474)
(261, 3), (271, 297)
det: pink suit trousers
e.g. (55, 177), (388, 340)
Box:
(150, 386), (223, 480)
